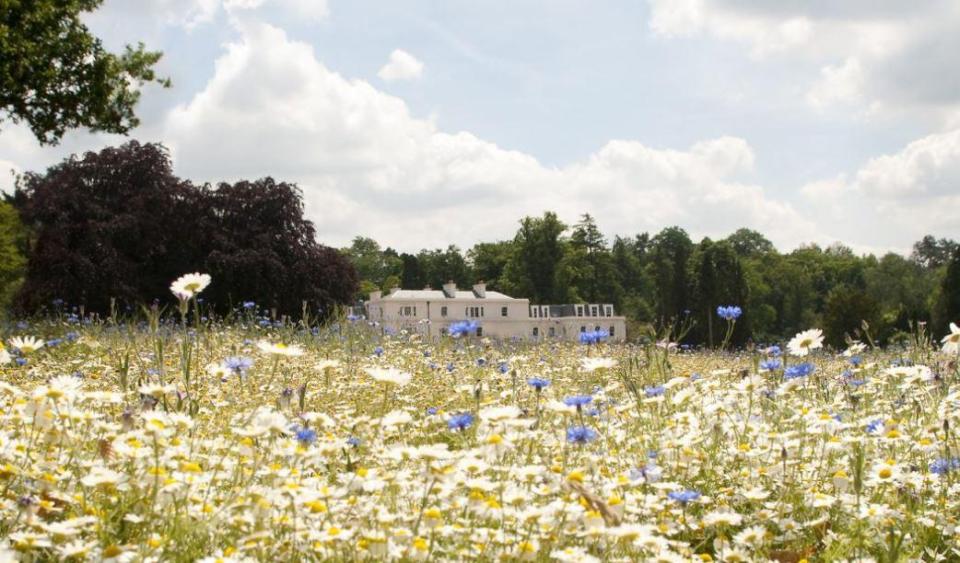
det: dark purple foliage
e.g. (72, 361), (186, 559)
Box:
(13, 141), (357, 318)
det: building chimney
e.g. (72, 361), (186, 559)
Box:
(442, 280), (457, 298)
(369, 290), (382, 301)
(473, 281), (487, 298)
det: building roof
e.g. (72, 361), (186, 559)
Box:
(383, 289), (516, 300)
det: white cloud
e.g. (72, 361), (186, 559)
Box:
(377, 50), (425, 82)
(162, 22), (817, 250)
(798, 129), (960, 250)
(806, 57), (864, 109)
(853, 129), (960, 198)
(223, 0), (329, 22)
(647, 0), (960, 120)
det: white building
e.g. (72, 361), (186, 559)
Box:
(364, 282), (626, 342)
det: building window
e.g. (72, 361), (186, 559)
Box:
(532, 327), (539, 337)
(577, 306), (583, 317)
(606, 306), (612, 316)
(609, 326), (615, 337)
(402, 306), (412, 316)
(501, 306), (508, 317)
(591, 305), (598, 317)
(548, 327), (556, 337)
(441, 306), (448, 317)
(532, 308), (538, 318)
(580, 326), (586, 333)
(476, 327), (483, 337)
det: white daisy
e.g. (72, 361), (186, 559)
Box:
(169, 272), (211, 300)
(364, 366), (411, 386)
(942, 322), (960, 354)
(787, 328), (824, 357)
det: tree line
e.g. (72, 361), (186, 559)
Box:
(342, 213), (960, 347)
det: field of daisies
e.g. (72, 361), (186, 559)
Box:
(2, 275), (960, 562)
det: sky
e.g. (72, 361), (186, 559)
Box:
(2, 0), (960, 255)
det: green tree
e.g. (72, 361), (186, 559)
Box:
(611, 234), (654, 321)
(687, 239), (750, 346)
(724, 228), (775, 258)
(562, 214), (621, 304)
(467, 241), (514, 290)
(399, 253), (424, 289)
(823, 285), (881, 348)
(864, 253), (934, 340)
(502, 212), (567, 303)
(417, 246), (470, 289)
(648, 226), (693, 321)
(934, 246), (960, 335)
(1, 0), (169, 145)
(0, 201), (28, 312)
(911, 235), (958, 269)
(341, 237), (402, 295)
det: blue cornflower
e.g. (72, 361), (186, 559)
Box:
(15, 358), (27, 366)
(765, 345), (782, 357)
(865, 419), (884, 434)
(498, 361), (509, 374)
(527, 377), (551, 391)
(224, 356), (254, 375)
(930, 458), (960, 475)
(784, 362), (815, 380)
(447, 412), (474, 432)
(65, 331), (79, 342)
(346, 436), (361, 447)
(426, 407), (438, 415)
(295, 427), (317, 446)
(448, 320), (479, 338)
(446, 363), (455, 373)
(668, 490), (701, 504)
(566, 426), (598, 444)
(242, 301), (256, 309)
(346, 313), (361, 321)
(579, 329), (609, 345)
(644, 385), (666, 398)
(374, 346), (384, 357)
(476, 358), (486, 367)
(716, 305), (742, 320)
(46, 338), (63, 347)
(849, 355), (862, 367)
(760, 359), (781, 372)
(563, 395), (593, 408)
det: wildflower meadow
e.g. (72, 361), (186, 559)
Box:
(1, 275), (959, 562)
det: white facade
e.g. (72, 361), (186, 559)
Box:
(364, 282), (626, 342)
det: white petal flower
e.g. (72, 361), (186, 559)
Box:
(170, 272), (211, 299)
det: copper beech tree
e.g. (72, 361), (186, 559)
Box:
(13, 141), (357, 319)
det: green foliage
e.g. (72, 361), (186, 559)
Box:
(501, 212), (567, 303)
(466, 241), (513, 291)
(649, 226), (693, 321)
(687, 239), (750, 346)
(0, 0), (169, 144)
(0, 200), (27, 311)
(342, 237), (402, 294)
(935, 246), (960, 335)
(822, 285), (881, 348)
